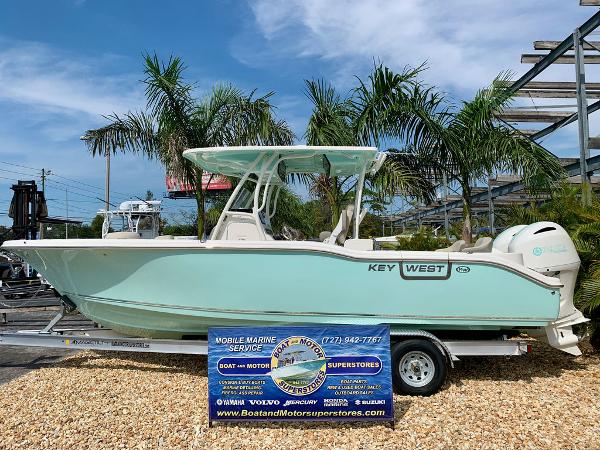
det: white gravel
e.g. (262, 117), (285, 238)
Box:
(0, 340), (598, 449)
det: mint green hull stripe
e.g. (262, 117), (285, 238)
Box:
(14, 248), (560, 338)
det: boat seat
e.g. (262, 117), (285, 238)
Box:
(435, 240), (466, 252)
(324, 205), (354, 245)
(105, 231), (140, 239)
(462, 237), (493, 253)
(318, 231), (331, 242)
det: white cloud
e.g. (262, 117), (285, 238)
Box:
(0, 39), (144, 119)
(241, 0), (592, 94)
(0, 39), (162, 225)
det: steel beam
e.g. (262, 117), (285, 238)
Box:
(534, 40), (600, 50)
(589, 137), (600, 149)
(575, 29), (593, 205)
(510, 81), (600, 89)
(530, 99), (600, 139)
(395, 155), (600, 224)
(514, 90), (600, 99)
(496, 110), (574, 123)
(521, 54), (600, 64)
(508, 11), (600, 95)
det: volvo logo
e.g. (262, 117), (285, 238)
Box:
(456, 266), (470, 273)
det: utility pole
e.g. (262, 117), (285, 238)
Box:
(38, 168), (52, 239)
(39, 169), (46, 239)
(105, 151), (111, 211)
(65, 188), (69, 239)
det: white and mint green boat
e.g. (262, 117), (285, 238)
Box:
(2, 146), (588, 355)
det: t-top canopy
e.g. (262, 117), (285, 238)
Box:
(182, 146), (383, 178)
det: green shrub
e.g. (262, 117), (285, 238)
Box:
(395, 228), (450, 251)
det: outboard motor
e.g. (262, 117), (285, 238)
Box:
(492, 225), (527, 253)
(508, 221), (588, 355)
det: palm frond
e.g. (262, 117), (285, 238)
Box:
(304, 79), (355, 146)
(373, 149), (436, 202)
(81, 111), (158, 158)
(351, 63), (445, 148)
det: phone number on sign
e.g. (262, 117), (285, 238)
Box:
(321, 336), (383, 345)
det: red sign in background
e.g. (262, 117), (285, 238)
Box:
(166, 173), (232, 194)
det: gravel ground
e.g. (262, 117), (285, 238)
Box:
(0, 340), (598, 450)
(0, 310), (92, 384)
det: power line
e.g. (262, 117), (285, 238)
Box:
(0, 159), (145, 203)
(49, 172), (138, 199)
(44, 177), (128, 200)
(47, 198), (99, 211)
(0, 167), (39, 178)
(43, 183), (107, 203)
(0, 160), (41, 172)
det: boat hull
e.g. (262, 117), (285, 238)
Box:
(5, 242), (561, 338)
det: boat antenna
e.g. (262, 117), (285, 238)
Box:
(96, 197), (118, 208)
(135, 196), (154, 207)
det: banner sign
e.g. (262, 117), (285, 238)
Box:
(208, 325), (393, 423)
(165, 172), (232, 197)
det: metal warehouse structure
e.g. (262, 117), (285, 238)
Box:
(395, 2), (600, 236)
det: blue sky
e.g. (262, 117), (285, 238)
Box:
(0, 0), (596, 225)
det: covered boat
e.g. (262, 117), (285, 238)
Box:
(2, 146), (588, 355)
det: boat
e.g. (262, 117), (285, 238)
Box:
(99, 200), (162, 239)
(1, 146), (589, 355)
(268, 351), (329, 381)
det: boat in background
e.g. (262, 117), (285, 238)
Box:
(99, 200), (162, 239)
(2, 146), (589, 355)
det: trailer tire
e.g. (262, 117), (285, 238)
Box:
(391, 339), (447, 396)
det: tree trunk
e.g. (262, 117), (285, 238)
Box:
(330, 176), (341, 228)
(195, 168), (205, 239)
(331, 203), (341, 228)
(461, 183), (472, 244)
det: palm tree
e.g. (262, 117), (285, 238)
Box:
(304, 64), (440, 228)
(417, 73), (565, 243)
(82, 54), (294, 238)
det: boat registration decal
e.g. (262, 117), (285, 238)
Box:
(399, 262), (451, 280)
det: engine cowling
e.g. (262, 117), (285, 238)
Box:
(508, 222), (580, 273)
(506, 221), (588, 355)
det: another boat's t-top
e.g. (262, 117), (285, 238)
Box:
(99, 200), (162, 239)
(2, 146), (589, 395)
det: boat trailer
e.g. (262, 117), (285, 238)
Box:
(0, 307), (530, 359)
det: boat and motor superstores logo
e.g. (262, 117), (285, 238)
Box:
(208, 325), (394, 423)
(269, 336), (328, 396)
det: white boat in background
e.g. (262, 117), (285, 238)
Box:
(99, 200), (162, 239)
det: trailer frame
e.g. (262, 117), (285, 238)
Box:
(0, 307), (531, 360)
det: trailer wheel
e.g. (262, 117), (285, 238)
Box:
(391, 339), (447, 396)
